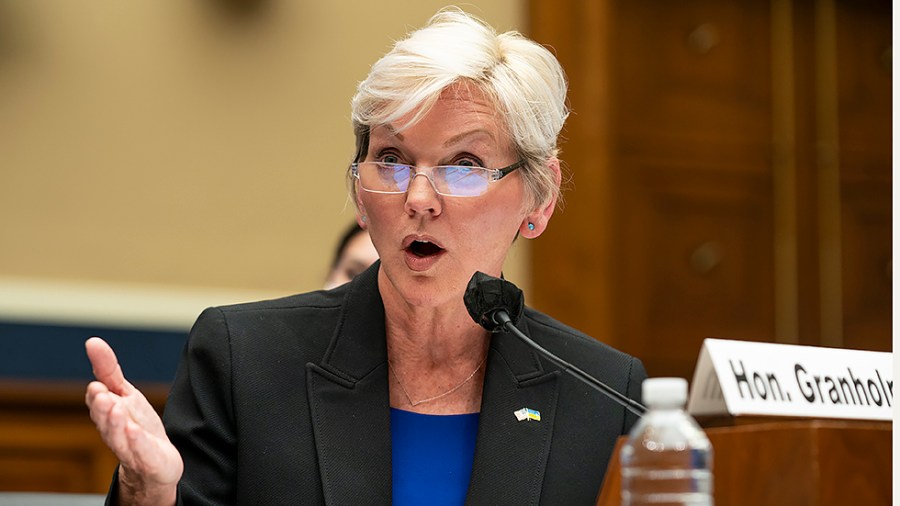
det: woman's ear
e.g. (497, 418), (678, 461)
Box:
(355, 182), (368, 229)
(519, 157), (561, 239)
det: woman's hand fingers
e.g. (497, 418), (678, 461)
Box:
(85, 383), (117, 431)
(103, 398), (138, 462)
(84, 338), (184, 492)
(84, 342), (166, 441)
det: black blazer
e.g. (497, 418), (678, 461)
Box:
(119, 262), (645, 505)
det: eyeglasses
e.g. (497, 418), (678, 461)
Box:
(351, 160), (525, 197)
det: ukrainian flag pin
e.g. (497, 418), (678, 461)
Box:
(514, 407), (541, 422)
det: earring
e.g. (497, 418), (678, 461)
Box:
(528, 222), (535, 231)
(361, 216), (367, 223)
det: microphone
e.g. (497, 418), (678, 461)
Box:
(464, 271), (646, 416)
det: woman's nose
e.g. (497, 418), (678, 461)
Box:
(404, 173), (442, 216)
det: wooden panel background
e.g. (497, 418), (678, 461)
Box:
(0, 381), (168, 494)
(528, 0), (892, 380)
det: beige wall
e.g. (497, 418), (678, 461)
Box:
(0, 1), (530, 326)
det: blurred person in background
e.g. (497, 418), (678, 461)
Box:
(323, 222), (378, 290)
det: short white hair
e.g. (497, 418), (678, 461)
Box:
(349, 7), (569, 211)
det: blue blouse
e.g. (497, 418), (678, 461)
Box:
(390, 408), (480, 506)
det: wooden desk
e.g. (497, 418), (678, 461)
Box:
(597, 419), (892, 506)
(0, 380), (168, 493)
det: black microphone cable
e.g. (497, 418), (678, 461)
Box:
(491, 310), (646, 417)
(464, 271), (646, 417)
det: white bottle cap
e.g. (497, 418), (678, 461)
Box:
(642, 377), (688, 409)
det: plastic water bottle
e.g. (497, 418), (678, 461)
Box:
(620, 377), (713, 505)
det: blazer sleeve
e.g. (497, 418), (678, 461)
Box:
(163, 306), (239, 505)
(622, 356), (648, 434)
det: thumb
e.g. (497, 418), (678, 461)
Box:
(85, 337), (130, 395)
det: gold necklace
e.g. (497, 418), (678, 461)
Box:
(388, 356), (488, 407)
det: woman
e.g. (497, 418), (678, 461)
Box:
(85, 8), (646, 505)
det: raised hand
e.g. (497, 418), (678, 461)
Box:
(85, 337), (183, 505)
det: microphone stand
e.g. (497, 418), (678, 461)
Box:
(493, 311), (646, 417)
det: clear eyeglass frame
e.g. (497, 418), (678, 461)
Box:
(350, 159), (525, 197)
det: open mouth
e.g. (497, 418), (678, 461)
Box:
(407, 240), (444, 258)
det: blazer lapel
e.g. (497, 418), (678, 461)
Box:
(466, 318), (560, 506)
(307, 263), (392, 505)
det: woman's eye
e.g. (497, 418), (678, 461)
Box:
(454, 157), (482, 168)
(380, 154), (401, 164)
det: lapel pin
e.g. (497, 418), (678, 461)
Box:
(514, 407), (541, 422)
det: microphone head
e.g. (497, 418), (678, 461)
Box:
(464, 271), (525, 332)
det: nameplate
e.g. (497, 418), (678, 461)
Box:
(687, 338), (893, 421)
